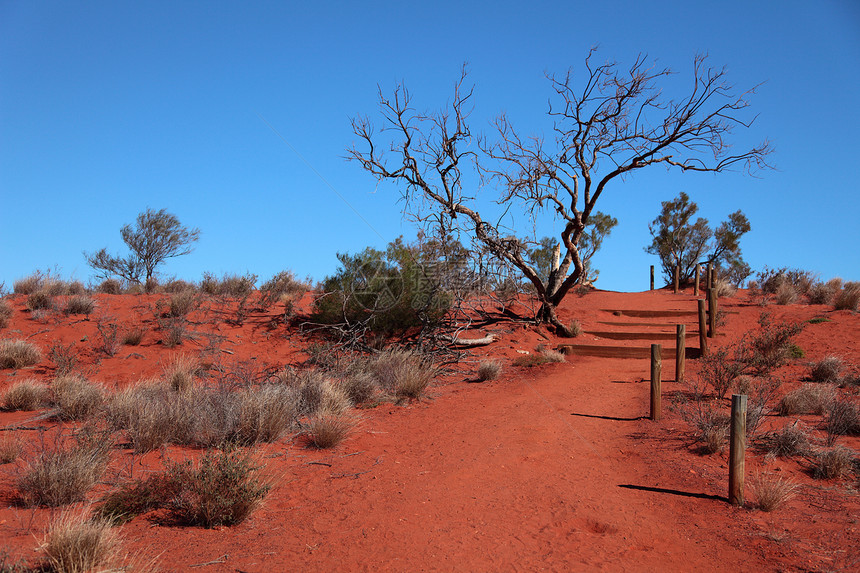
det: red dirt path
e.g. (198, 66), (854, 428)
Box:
(1, 288), (858, 571)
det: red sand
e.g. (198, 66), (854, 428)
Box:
(1, 288), (858, 571)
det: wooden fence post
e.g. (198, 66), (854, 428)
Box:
(650, 344), (662, 421)
(707, 262), (714, 290)
(729, 394), (747, 506)
(650, 265), (655, 291)
(697, 299), (708, 357)
(708, 288), (718, 338)
(694, 265), (701, 296)
(673, 265), (679, 294)
(675, 324), (685, 384)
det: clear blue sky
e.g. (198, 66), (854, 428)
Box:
(2, 0), (858, 292)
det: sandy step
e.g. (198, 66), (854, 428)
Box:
(585, 331), (699, 341)
(557, 344), (701, 359)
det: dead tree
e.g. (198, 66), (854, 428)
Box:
(349, 52), (771, 335)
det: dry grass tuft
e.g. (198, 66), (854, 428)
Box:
(96, 279), (123, 294)
(752, 473), (798, 512)
(2, 379), (49, 411)
(304, 413), (358, 448)
(168, 291), (197, 317)
(17, 435), (111, 507)
(834, 284), (860, 311)
(540, 348), (566, 363)
(106, 382), (178, 452)
(810, 356), (844, 383)
(813, 445), (856, 479)
(0, 339), (42, 369)
(774, 282), (798, 305)
(162, 353), (200, 392)
(477, 360), (502, 382)
(336, 370), (380, 404)
(51, 374), (104, 421)
(777, 383), (836, 415)
(369, 349), (436, 400)
(122, 327), (145, 346)
(26, 290), (55, 312)
(0, 435), (22, 464)
(43, 511), (119, 573)
(233, 384), (300, 445)
(764, 421), (812, 457)
(824, 399), (860, 444)
(0, 299), (12, 329)
(64, 295), (95, 316)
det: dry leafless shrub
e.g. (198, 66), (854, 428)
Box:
(752, 472), (798, 512)
(26, 290), (55, 312)
(158, 447), (271, 527)
(0, 435), (21, 464)
(42, 511), (120, 573)
(774, 282), (798, 305)
(777, 383), (837, 415)
(49, 343), (79, 377)
(810, 356), (844, 383)
(477, 360), (502, 381)
(2, 379), (49, 411)
(741, 313), (804, 376)
(96, 278), (123, 294)
(95, 318), (121, 356)
(834, 284), (860, 311)
(824, 399), (860, 444)
(763, 420), (813, 457)
(64, 294), (95, 316)
(0, 338), (42, 369)
(122, 326), (145, 346)
(50, 374), (104, 421)
(679, 400), (729, 454)
(17, 434), (111, 507)
(163, 353), (200, 392)
(233, 384), (301, 445)
(160, 278), (198, 294)
(159, 317), (188, 347)
(294, 372), (353, 416)
(813, 445), (856, 479)
(698, 347), (746, 399)
(304, 413), (358, 448)
(369, 349), (437, 400)
(0, 299), (12, 329)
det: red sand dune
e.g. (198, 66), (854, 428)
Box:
(0, 288), (858, 571)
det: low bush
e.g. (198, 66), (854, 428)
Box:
(51, 374), (104, 421)
(304, 413), (357, 448)
(258, 270), (307, 309)
(564, 319), (583, 338)
(43, 511), (119, 573)
(751, 473), (797, 512)
(0, 339), (42, 369)
(477, 360), (502, 381)
(741, 313), (804, 376)
(295, 372), (353, 416)
(813, 445), (856, 479)
(763, 421), (812, 457)
(49, 343), (79, 376)
(96, 477), (163, 524)
(26, 290), (54, 311)
(17, 435), (111, 507)
(95, 319), (121, 356)
(107, 382), (177, 452)
(679, 401), (729, 454)
(810, 356), (844, 383)
(64, 295), (95, 316)
(160, 278), (198, 294)
(159, 317), (188, 347)
(2, 379), (49, 411)
(807, 282), (837, 305)
(698, 347), (746, 400)
(777, 383), (836, 415)
(13, 273), (44, 295)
